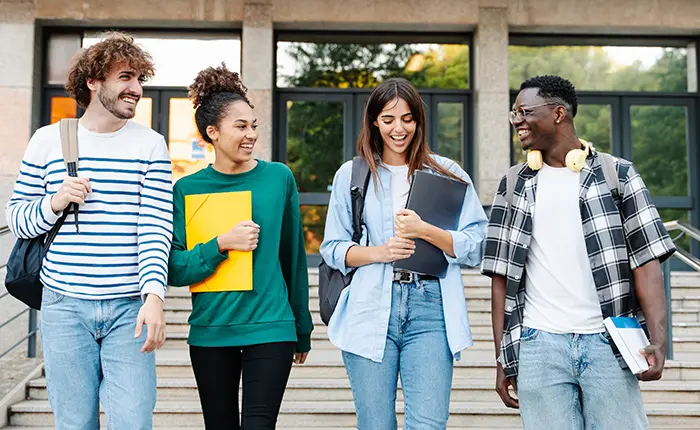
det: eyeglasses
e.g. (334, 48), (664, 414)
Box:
(509, 102), (560, 124)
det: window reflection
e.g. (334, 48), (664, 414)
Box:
(437, 102), (464, 165)
(631, 105), (689, 196)
(509, 45), (689, 92)
(132, 97), (153, 128)
(83, 33), (241, 87)
(168, 98), (214, 183)
(300, 205), (328, 254)
(50, 97), (77, 124)
(277, 42), (469, 89)
(286, 100), (344, 193)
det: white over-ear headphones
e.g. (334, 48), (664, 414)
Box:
(526, 138), (591, 172)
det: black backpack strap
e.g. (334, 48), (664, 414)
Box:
(350, 156), (371, 244)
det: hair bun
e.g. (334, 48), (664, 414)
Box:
(188, 63), (249, 108)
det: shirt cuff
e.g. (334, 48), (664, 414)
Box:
(442, 230), (462, 265)
(201, 237), (229, 271)
(296, 333), (312, 353)
(141, 280), (166, 303)
(335, 241), (356, 275)
(41, 195), (61, 225)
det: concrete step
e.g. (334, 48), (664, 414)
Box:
(160, 324), (700, 354)
(673, 322), (700, 337)
(163, 296), (503, 312)
(164, 307), (496, 327)
(160, 331), (498, 351)
(153, 348), (497, 380)
(164, 318), (700, 340)
(164, 270), (700, 299)
(672, 337), (700, 352)
(26, 377), (700, 404)
(148, 348), (700, 381)
(9, 399), (700, 428)
(673, 296), (700, 310)
(161, 295), (700, 313)
(673, 309), (700, 322)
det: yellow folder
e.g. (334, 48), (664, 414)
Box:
(185, 191), (253, 293)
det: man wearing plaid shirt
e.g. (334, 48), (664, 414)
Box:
(481, 75), (675, 429)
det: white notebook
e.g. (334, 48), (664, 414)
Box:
(603, 316), (650, 375)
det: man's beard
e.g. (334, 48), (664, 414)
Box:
(97, 86), (137, 120)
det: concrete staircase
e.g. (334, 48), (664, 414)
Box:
(5, 270), (700, 428)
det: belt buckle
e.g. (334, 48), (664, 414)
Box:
(397, 271), (414, 283)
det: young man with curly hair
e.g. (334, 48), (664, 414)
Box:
(5, 32), (172, 429)
(481, 75), (675, 429)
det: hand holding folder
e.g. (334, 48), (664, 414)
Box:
(185, 191), (254, 293)
(393, 170), (468, 278)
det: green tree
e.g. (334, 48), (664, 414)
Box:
(280, 42), (469, 251)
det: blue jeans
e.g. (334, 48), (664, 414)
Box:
(40, 287), (156, 430)
(342, 280), (453, 430)
(518, 327), (648, 430)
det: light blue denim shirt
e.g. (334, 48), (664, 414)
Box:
(320, 155), (488, 362)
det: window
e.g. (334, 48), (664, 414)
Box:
(42, 30), (241, 184)
(275, 33), (473, 257)
(509, 36), (699, 262)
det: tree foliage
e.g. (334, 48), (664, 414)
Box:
(280, 42), (690, 252)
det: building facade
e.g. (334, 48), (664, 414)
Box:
(1, 0), (699, 259)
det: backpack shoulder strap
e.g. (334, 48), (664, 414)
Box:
(350, 156), (371, 244)
(59, 118), (79, 177)
(506, 164), (520, 209)
(503, 164), (522, 227)
(44, 119), (78, 250)
(598, 152), (621, 200)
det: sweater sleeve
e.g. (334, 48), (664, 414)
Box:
(6, 129), (61, 239)
(137, 138), (174, 301)
(279, 170), (314, 353)
(167, 182), (228, 287)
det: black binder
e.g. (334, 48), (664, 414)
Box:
(393, 170), (468, 278)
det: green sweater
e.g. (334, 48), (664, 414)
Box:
(168, 161), (313, 353)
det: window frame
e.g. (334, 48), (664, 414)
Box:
(508, 34), (700, 263)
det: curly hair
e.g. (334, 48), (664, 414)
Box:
(65, 31), (155, 108)
(188, 63), (253, 143)
(520, 75), (578, 118)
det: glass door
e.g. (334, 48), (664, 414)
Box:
(277, 93), (353, 258)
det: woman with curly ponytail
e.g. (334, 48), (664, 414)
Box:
(167, 64), (313, 429)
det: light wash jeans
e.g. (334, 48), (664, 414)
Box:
(518, 326), (648, 430)
(40, 287), (156, 430)
(342, 279), (453, 430)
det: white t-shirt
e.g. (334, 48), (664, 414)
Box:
(523, 163), (605, 334)
(386, 164), (410, 221)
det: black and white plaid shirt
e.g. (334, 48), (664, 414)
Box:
(481, 151), (676, 378)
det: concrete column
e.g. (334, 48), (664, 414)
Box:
(242, 0), (273, 162)
(474, 4), (510, 204)
(0, 1), (35, 209)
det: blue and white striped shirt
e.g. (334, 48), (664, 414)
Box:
(6, 120), (173, 301)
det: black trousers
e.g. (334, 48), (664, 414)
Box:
(189, 342), (296, 430)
